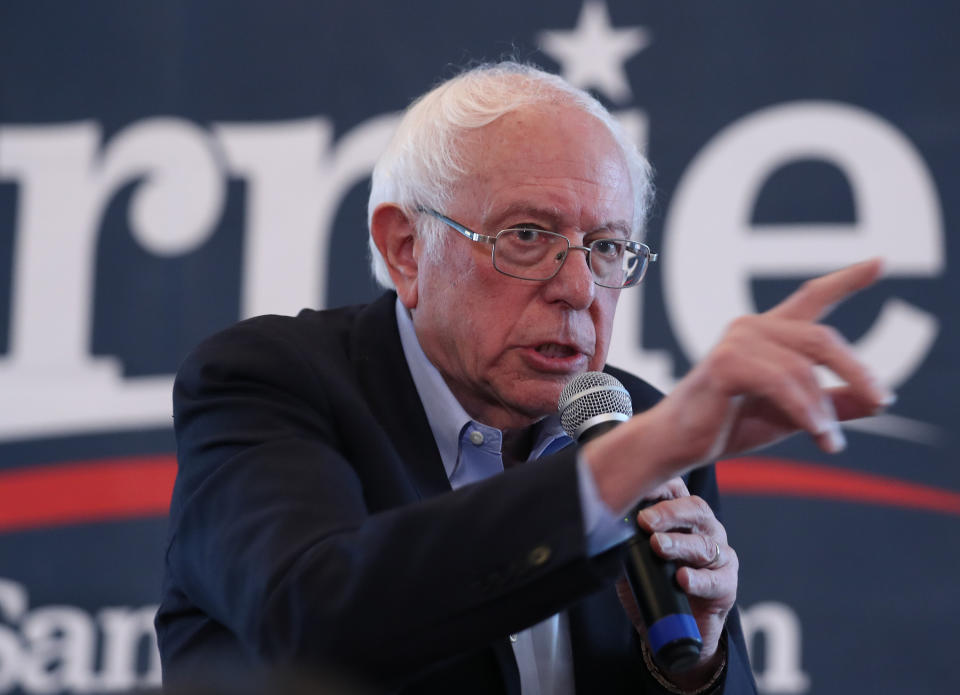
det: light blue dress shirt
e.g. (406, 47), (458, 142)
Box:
(394, 299), (634, 695)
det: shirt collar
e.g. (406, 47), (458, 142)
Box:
(394, 298), (570, 480)
(395, 298), (476, 480)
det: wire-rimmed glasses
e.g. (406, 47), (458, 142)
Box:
(417, 207), (657, 289)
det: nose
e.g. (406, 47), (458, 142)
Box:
(542, 246), (595, 309)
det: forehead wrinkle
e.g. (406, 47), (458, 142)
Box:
(473, 166), (633, 235)
(482, 202), (563, 230)
(482, 201), (633, 238)
(454, 105), (635, 236)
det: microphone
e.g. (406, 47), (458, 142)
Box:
(558, 372), (702, 672)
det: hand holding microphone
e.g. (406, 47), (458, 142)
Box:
(551, 261), (891, 680)
(558, 373), (705, 672)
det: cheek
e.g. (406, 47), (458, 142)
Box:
(461, 296), (535, 374)
(466, 304), (514, 363)
(440, 271), (508, 365)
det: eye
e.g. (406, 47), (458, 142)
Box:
(512, 227), (544, 243)
(591, 239), (622, 258)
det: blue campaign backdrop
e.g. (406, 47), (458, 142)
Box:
(0, 1), (957, 693)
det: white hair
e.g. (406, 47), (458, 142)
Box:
(367, 61), (654, 289)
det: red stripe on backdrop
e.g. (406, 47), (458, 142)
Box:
(718, 457), (960, 516)
(0, 455), (177, 533)
(1, 454), (959, 534)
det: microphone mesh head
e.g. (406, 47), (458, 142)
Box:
(558, 372), (633, 438)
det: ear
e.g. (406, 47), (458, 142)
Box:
(370, 203), (420, 309)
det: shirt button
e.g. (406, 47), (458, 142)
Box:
(509, 634), (518, 643)
(528, 545), (552, 567)
(469, 430), (485, 446)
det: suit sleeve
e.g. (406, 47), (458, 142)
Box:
(163, 318), (623, 684)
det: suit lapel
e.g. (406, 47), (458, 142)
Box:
(351, 293), (523, 693)
(568, 584), (647, 693)
(350, 292), (452, 500)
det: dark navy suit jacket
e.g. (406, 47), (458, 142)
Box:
(156, 292), (757, 694)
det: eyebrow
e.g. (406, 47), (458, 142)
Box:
(487, 203), (632, 238)
(487, 203), (562, 230)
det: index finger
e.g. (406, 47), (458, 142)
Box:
(767, 258), (884, 322)
(636, 495), (726, 542)
(637, 477), (689, 505)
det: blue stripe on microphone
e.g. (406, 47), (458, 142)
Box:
(647, 613), (701, 653)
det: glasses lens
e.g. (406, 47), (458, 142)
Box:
(493, 229), (568, 280)
(590, 239), (648, 288)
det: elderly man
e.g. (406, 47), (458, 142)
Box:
(157, 63), (889, 694)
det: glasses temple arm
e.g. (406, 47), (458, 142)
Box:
(416, 206), (497, 245)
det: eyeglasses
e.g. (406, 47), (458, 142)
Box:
(417, 207), (657, 289)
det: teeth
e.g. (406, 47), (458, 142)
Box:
(537, 343), (575, 358)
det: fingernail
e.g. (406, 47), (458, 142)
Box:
(827, 422), (847, 453)
(637, 508), (660, 527)
(654, 533), (672, 550)
(869, 390), (896, 415)
(814, 416), (847, 453)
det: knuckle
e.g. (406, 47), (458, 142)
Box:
(723, 546), (740, 573)
(643, 483), (672, 502)
(688, 495), (711, 520)
(783, 356), (809, 383)
(715, 522), (729, 545)
(702, 569), (720, 594)
(810, 324), (843, 352)
(667, 477), (689, 498)
(701, 534), (715, 559)
(729, 315), (750, 330)
(763, 369), (794, 400)
(728, 315), (757, 337)
(708, 344), (742, 379)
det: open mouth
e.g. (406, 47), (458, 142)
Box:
(535, 343), (578, 358)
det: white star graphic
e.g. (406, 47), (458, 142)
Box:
(538, 0), (651, 103)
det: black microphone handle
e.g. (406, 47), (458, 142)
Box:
(577, 418), (703, 672)
(622, 508), (702, 671)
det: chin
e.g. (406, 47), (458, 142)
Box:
(506, 383), (568, 420)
